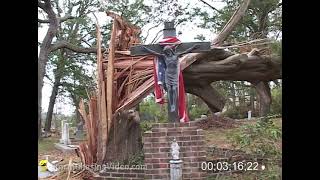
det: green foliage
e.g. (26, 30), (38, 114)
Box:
(270, 40), (282, 57)
(140, 120), (153, 132)
(212, 81), (233, 98)
(187, 94), (210, 120)
(124, 151), (144, 165)
(212, 81), (252, 100)
(188, 0), (282, 41)
(139, 96), (168, 122)
(270, 86), (282, 115)
(258, 163), (282, 180)
(114, 151), (144, 166)
(227, 118), (282, 179)
(43, 1), (99, 125)
(52, 114), (76, 130)
(189, 104), (208, 120)
(222, 106), (247, 119)
(227, 119), (282, 159)
(213, 81), (253, 119)
(147, 0), (190, 24)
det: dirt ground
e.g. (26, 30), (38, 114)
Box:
(38, 136), (84, 180)
(38, 118), (282, 179)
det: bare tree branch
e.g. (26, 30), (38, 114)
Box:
(277, 2), (282, 8)
(38, 0), (56, 15)
(81, 39), (93, 47)
(198, 0), (223, 14)
(179, 0), (252, 71)
(44, 74), (54, 85)
(49, 41), (105, 53)
(143, 22), (162, 43)
(38, 19), (49, 23)
(38, 0), (45, 10)
(38, 14), (75, 23)
(53, 0), (63, 15)
(150, 29), (163, 44)
(268, 2), (282, 13)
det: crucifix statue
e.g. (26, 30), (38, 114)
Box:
(130, 21), (210, 122)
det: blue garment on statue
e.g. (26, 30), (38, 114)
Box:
(157, 56), (167, 90)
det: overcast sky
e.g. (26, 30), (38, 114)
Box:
(38, 0), (226, 116)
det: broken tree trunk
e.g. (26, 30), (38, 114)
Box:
(96, 22), (108, 164)
(104, 109), (142, 163)
(106, 19), (117, 136)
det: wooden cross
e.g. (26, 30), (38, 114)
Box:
(130, 22), (210, 55)
(130, 21), (210, 122)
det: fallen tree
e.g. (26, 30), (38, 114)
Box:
(77, 0), (281, 166)
(183, 48), (281, 114)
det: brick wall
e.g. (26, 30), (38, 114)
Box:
(143, 121), (207, 180)
(97, 169), (145, 179)
(96, 121), (207, 180)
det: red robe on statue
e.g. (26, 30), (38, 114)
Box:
(153, 36), (189, 122)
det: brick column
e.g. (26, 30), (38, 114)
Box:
(143, 121), (207, 180)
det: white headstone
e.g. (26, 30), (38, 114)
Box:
(200, 114), (207, 118)
(248, 111), (252, 120)
(59, 120), (66, 144)
(64, 123), (70, 145)
(59, 120), (70, 145)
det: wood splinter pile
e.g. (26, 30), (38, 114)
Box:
(77, 12), (157, 166)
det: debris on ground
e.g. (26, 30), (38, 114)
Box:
(196, 115), (239, 130)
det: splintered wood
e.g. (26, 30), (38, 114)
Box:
(77, 12), (155, 165)
(106, 20), (116, 136)
(78, 98), (97, 165)
(77, 0), (262, 166)
(78, 12), (210, 164)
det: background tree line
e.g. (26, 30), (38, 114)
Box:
(38, 0), (282, 136)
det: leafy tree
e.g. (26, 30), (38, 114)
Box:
(186, 0), (282, 118)
(42, 0), (99, 132)
(38, 0), (101, 137)
(190, 0), (282, 41)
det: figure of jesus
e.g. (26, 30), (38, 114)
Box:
(142, 44), (200, 118)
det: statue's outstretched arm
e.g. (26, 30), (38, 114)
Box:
(141, 46), (164, 57)
(177, 44), (200, 56)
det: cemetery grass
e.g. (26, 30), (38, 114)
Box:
(204, 118), (282, 148)
(38, 136), (59, 154)
(205, 118), (282, 180)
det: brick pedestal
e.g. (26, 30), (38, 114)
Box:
(98, 169), (145, 179)
(143, 121), (207, 180)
